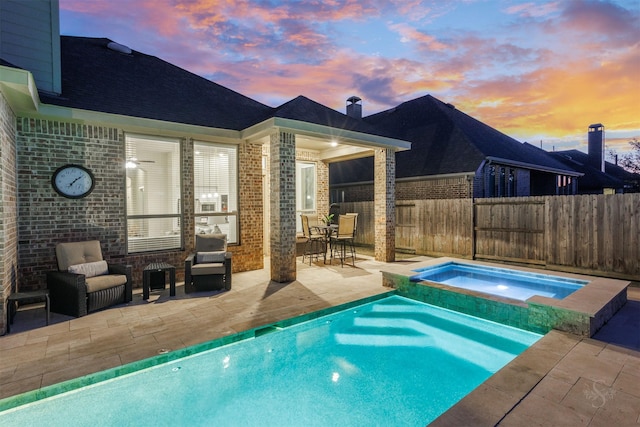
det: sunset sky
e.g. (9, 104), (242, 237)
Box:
(59, 0), (639, 156)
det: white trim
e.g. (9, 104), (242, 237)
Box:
(242, 117), (412, 152)
(486, 156), (582, 177)
(0, 66), (40, 112)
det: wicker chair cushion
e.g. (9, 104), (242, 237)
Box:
(56, 240), (104, 271)
(68, 260), (108, 278)
(191, 263), (226, 275)
(85, 274), (128, 293)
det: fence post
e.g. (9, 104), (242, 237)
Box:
(471, 198), (476, 260)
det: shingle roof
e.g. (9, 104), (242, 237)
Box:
(272, 95), (396, 138)
(39, 36), (273, 130)
(37, 36), (401, 140)
(331, 94), (577, 184)
(548, 149), (627, 190)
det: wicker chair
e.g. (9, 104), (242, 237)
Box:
(185, 234), (232, 292)
(47, 240), (132, 317)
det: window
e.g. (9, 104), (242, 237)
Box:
(297, 162), (316, 211)
(557, 175), (574, 195)
(296, 162), (316, 231)
(194, 142), (238, 244)
(126, 134), (182, 253)
(485, 164), (517, 197)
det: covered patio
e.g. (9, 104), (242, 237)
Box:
(245, 95), (411, 282)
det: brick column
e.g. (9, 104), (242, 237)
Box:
(270, 131), (297, 282)
(316, 160), (329, 221)
(0, 93), (18, 335)
(374, 148), (395, 262)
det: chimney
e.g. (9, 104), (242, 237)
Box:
(587, 123), (605, 172)
(346, 96), (362, 119)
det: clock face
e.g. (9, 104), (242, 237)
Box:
(52, 164), (95, 199)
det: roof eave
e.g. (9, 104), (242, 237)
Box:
(35, 103), (242, 142)
(243, 117), (411, 149)
(486, 156), (583, 177)
(0, 65), (40, 113)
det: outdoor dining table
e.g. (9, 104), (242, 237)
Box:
(314, 224), (338, 263)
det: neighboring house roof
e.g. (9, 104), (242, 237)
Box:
(548, 149), (630, 191)
(331, 94), (578, 185)
(39, 36), (274, 130)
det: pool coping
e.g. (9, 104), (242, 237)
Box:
(430, 329), (583, 426)
(381, 257), (630, 336)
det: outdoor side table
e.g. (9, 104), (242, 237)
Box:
(6, 289), (50, 333)
(143, 262), (176, 299)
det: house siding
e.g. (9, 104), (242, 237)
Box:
(0, 91), (18, 334)
(0, 0), (61, 93)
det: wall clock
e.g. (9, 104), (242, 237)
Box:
(51, 164), (95, 199)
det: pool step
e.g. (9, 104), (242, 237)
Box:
(254, 325), (283, 337)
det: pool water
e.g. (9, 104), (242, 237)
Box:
(0, 296), (541, 426)
(411, 262), (588, 301)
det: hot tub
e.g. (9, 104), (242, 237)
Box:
(410, 261), (588, 301)
(382, 257), (629, 337)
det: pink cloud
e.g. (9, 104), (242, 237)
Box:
(59, 0), (639, 150)
(504, 2), (560, 18)
(388, 23), (448, 51)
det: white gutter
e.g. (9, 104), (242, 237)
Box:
(3, 65), (412, 151)
(35, 104), (242, 142)
(243, 117), (412, 152)
(0, 66), (40, 112)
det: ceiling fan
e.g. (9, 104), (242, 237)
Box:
(126, 157), (155, 168)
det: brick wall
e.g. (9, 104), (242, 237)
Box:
(397, 176), (473, 199)
(14, 117), (264, 292)
(235, 141), (264, 271)
(333, 175), (474, 202)
(0, 92), (18, 334)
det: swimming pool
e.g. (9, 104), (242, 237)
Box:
(411, 261), (588, 301)
(0, 295), (541, 426)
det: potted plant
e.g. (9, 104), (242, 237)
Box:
(322, 213), (334, 226)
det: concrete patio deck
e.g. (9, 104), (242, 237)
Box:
(1, 255), (638, 426)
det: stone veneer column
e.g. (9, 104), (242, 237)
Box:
(270, 131), (297, 282)
(374, 148), (396, 262)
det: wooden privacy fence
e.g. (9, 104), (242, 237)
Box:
(338, 193), (639, 280)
